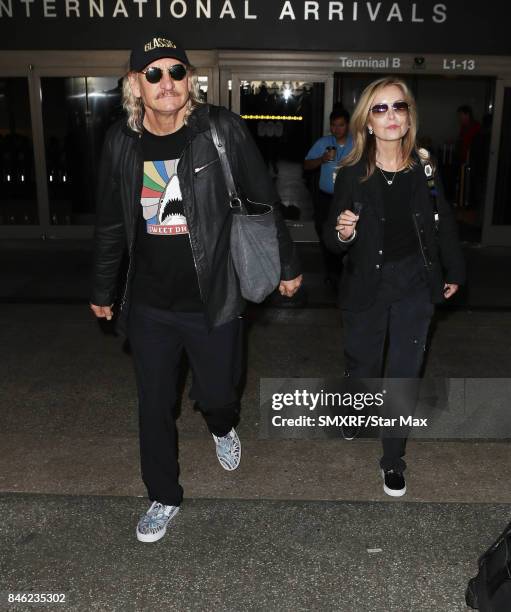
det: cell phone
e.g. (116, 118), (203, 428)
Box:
(353, 201), (364, 216)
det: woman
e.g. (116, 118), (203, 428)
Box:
(324, 77), (465, 497)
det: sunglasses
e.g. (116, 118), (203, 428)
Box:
(140, 64), (187, 84)
(370, 101), (410, 115)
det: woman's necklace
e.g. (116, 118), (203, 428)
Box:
(378, 167), (398, 186)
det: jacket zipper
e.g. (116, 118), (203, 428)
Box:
(194, 159), (218, 174)
(121, 134), (143, 311)
(412, 212), (430, 270)
(188, 233), (203, 301)
(120, 256), (132, 310)
(183, 138), (204, 301)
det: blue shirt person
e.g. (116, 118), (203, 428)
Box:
(304, 109), (353, 283)
(304, 109), (353, 194)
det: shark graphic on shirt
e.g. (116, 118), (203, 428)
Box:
(140, 159), (188, 236)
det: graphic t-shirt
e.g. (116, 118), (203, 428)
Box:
(131, 126), (203, 311)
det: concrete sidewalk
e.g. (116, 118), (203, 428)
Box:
(2, 494), (510, 612)
(1, 435), (510, 505)
(1, 300), (510, 611)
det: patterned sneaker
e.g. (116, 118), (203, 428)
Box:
(136, 501), (179, 543)
(212, 428), (241, 471)
(381, 469), (406, 497)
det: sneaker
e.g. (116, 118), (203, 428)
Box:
(381, 469), (406, 497)
(212, 428), (241, 471)
(136, 501), (179, 543)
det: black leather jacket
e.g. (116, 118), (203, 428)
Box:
(91, 104), (300, 330)
(324, 155), (466, 311)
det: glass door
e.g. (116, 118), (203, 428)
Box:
(41, 75), (123, 227)
(0, 76), (39, 231)
(231, 72), (333, 242)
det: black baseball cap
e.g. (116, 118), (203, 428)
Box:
(129, 35), (190, 71)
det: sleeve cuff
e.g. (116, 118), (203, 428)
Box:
(337, 229), (357, 244)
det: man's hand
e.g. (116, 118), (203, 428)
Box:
(279, 274), (303, 298)
(443, 283), (459, 299)
(335, 210), (359, 241)
(90, 304), (114, 321)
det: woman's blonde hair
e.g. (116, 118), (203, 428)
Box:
(342, 76), (423, 180)
(122, 64), (204, 133)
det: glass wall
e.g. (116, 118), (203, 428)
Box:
(0, 78), (38, 224)
(493, 87), (511, 225)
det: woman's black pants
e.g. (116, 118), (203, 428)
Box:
(341, 254), (435, 472)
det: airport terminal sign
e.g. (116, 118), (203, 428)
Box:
(0, 0), (509, 54)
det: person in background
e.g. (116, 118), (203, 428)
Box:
(324, 77), (465, 497)
(457, 105), (481, 164)
(304, 109), (353, 286)
(457, 105), (483, 213)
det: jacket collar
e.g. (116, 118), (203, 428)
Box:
(186, 103), (211, 133)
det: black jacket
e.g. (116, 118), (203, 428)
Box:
(91, 103), (300, 330)
(323, 155), (466, 311)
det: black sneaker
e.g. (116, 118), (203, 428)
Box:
(341, 424), (360, 440)
(381, 469), (406, 497)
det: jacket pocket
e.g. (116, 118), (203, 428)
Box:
(194, 158), (220, 175)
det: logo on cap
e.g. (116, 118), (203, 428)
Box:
(144, 37), (177, 52)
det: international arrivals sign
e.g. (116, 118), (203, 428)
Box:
(0, 0), (509, 54)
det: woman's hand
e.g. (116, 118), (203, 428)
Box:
(335, 210), (359, 241)
(443, 283), (459, 299)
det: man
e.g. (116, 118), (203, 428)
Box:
(90, 34), (302, 542)
(304, 109), (353, 285)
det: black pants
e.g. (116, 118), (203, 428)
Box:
(128, 304), (242, 506)
(342, 254), (435, 472)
